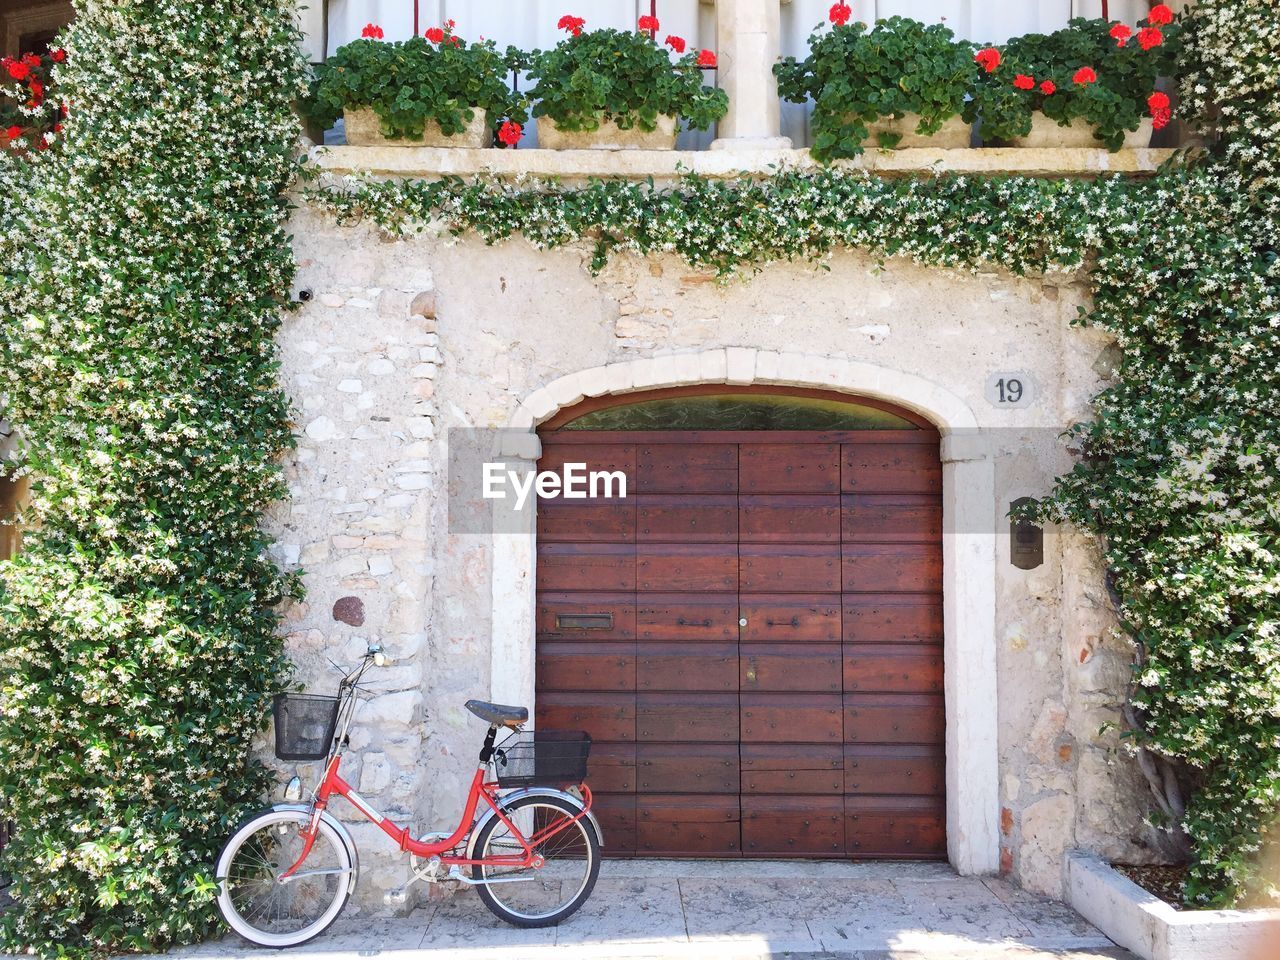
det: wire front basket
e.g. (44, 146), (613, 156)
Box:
(273, 693), (340, 761)
(492, 730), (592, 788)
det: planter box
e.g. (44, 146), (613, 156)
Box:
(343, 107), (491, 148)
(1008, 114), (1154, 149)
(536, 114), (678, 151)
(1066, 851), (1280, 960)
(863, 113), (971, 149)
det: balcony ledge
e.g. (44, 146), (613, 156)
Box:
(310, 144), (1176, 181)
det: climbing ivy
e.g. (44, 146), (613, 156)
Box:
(310, 0), (1279, 910)
(0, 2), (305, 956)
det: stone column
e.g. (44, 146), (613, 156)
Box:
(295, 0), (326, 63)
(710, 0), (793, 150)
(941, 433), (1001, 875)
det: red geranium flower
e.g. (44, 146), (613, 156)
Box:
(5, 58), (30, 81)
(446, 35), (461, 46)
(1148, 4), (1174, 26)
(21, 53), (40, 68)
(1073, 66), (1097, 85)
(1138, 27), (1162, 51)
(51, 48), (66, 62)
(638, 14), (659, 33)
(29, 79), (43, 103)
(361, 23), (384, 39)
(1039, 79), (1056, 95)
(829, 2), (852, 26)
(557, 15), (585, 35)
(665, 34), (686, 53)
(1013, 74), (1035, 90)
(697, 49), (717, 68)
(4, 125), (21, 139)
(1148, 91), (1172, 130)
(974, 47), (1001, 73)
(498, 120), (522, 146)
(425, 26), (444, 43)
(1110, 23), (1131, 46)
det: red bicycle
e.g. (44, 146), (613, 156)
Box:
(215, 646), (601, 947)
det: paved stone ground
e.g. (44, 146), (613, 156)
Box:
(177, 860), (1135, 960)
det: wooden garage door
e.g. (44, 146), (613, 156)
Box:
(535, 390), (945, 859)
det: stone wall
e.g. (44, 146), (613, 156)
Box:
(274, 202), (1161, 909)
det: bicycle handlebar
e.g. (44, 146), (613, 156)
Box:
(339, 645), (393, 689)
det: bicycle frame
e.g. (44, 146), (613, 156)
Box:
(276, 655), (593, 883)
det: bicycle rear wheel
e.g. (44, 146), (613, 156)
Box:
(472, 794), (601, 927)
(216, 808), (354, 948)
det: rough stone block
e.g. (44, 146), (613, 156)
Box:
(725, 347), (757, 385)
(332, 596), (366, 626)
(410, 290), (437, 318)
(698, 349), (728, 383)
(602, 361), (636, 394)
(304, 416), (341, 442)
(754, 350), (781, 383)
(522, 388), (557, 421)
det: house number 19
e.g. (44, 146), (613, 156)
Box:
(997, 377), (1023, 403)
(985, 372), (1035, 408)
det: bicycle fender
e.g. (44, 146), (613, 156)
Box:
(466, 788), (605, 860)
(271, 803), (362, 894)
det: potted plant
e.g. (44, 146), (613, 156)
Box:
(1, 48), (66, 153)
(526, 14), (727, 150)
(307, 22), (527, 148)
(965, 6), (1180, 150)
(774, 9), (975, 162)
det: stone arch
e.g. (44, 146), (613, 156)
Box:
(492, 349), (998, 875)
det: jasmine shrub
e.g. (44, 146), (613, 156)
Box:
(0, 2), (304, 955)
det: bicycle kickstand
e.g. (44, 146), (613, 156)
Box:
(383, 834), (454, 908)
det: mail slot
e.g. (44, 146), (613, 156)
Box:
(556, 613), (614, 631)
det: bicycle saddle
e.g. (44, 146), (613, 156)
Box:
(465, 699), (529, 727)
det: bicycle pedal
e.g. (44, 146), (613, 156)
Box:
(383, 886), (409, 908)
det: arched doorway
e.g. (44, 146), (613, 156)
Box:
(533, 386), (945, 858)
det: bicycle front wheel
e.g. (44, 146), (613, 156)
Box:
(472, 793), (601, 927)
(216, 808), (354, 948)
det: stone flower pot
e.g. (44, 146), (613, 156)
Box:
(862, 113), (971, 149)
(1008, 113), (1154, 149)
(536, 114), (678, 151)
(1123, 119), (1156, 148)
(343, 107), (492, 147)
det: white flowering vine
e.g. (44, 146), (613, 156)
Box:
(0, 2), (306, 956)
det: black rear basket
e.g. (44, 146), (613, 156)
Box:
(492, 730), (591, 788)
(273, 693), (340, 761)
